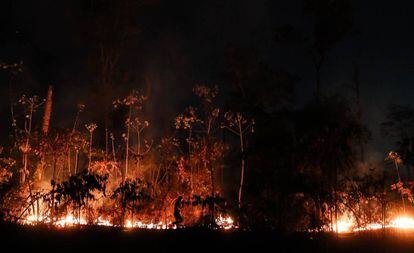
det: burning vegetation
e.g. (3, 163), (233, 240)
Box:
(0, 0), (412, 233)
(2, 62), (414, 235)
(0, 76), (414, 234)
(0, 83), (238, 230)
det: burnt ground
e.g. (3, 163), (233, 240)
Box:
(1, 223), (414, 253)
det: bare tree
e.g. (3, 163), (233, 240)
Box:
(387, 151), (406, 213)
(18, 95), (45, 185)
(114, 90), (147, 181)
(175, 85), (223, 223)
(85, 123), (98, 171)
(304, 0), (354, 98)
(130, 118), (152, 178)
(222, 112), (254, 209)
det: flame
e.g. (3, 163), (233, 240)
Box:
(334, 215), (414, 233)
(336, 218), (353, 233)
(23, 214), (89, 227)
(215, 215), (237, 230)
(21, 213), (235, 230)
(23, 212), (414, 233)
(17, 197), (236, 230)
(124, 220), (174, 230)
(390, 216), (414, 229)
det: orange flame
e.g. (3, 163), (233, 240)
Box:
(21, 213), (236, 230)
(335, 215), (414, 233)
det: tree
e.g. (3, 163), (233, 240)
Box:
(352, 60), (365, 161)
(130, 118), (152, 178)
(294, 96), (368, 231)
(175, 85), (224, 223)
(152, 137), (179, 195)
(222, 112), (254, 209)
(85, 123), (98, 170)
(111, 178), (152, 226)
(79, 0), (159, 151)
(53, 172), (108, 224)
(35, 86), (54, 189)
(113, 90), (147, 181)
(382, 105), (414, 177)
(16, 95), (45, 185)
(386, 151), (413, 214)
(304, 0), (354, 97)
(42, 86), (53, 135)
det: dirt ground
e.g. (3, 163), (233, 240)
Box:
(2, 222), (414, 253)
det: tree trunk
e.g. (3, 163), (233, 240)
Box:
(137, 127), (141, 178)
(88, 133), (93, 170)
(124, 106), (132, 182)
(74, 150), (79, 174)
(238, 121), (245, 209)
(353, 61), (365, 161)
(42, 86), (53, 135)
(34, 86), (53, 188)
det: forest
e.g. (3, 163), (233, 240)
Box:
(0, 0), (414, 239)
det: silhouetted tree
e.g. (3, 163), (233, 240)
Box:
(304, 0), (354, 97)
(294, 95), (368, 231)
(111, 178), (152, 225)
(383, 105), (414, 178)
(53, 171), (108, 223)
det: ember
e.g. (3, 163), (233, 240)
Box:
(216, 215), (237, 230)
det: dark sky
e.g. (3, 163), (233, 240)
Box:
(0, 0), (413, 160)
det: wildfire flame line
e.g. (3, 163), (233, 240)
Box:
(20, 214), (237, 230)
(335, 215), (414, 233)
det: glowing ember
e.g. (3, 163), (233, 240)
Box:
(124, 220), (174, 230)
(215, 215), (237, 230)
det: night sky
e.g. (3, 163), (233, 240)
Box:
(0, 0), (413, 160)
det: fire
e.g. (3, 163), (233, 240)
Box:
(55, 215), (87, 227)
(22, 214), (175, 230)
(390, 216), (414, 229)
(23, 214), (88, 227)
(335, 215), (414, 233)
(215, 215), (237, 230)
(336, 218), (353, 233)
(124, 220), (174, 230)
(20, 212), (236, 230)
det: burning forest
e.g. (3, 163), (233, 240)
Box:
(1, 0), (414, 252)
(1, 82), (414, 235)
(0, 85), (238, 230)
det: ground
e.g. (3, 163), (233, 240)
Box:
(2, 222), (414, 252)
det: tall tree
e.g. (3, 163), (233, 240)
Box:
(222, 112), (254, 209)
(352, 60), (365, 161)
(294, 96), (368, 231)
(175, 85), (224, 223)
(79, 0), (159, 150)
(383, 105), (414, 178)
(304, 0), (354, 97)
(42, 86), (53, 135)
